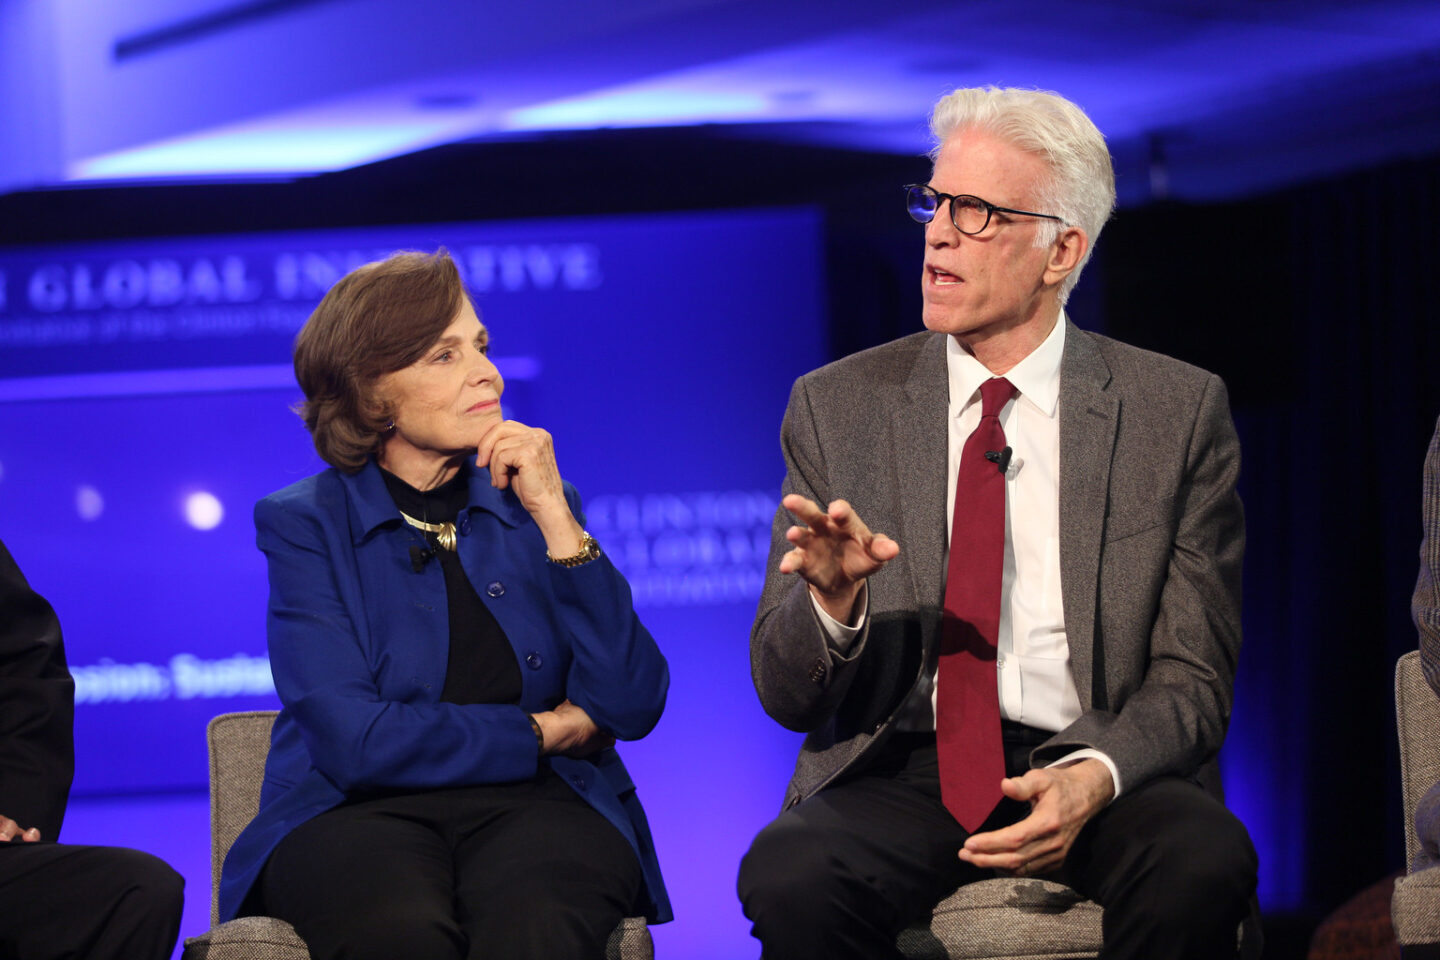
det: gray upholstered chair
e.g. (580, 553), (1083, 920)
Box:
(181, 710), (654, 960)
(894, 786), (1261, 958)
(1391, 649), (1440, 955)
(896, 877), (1102, 959)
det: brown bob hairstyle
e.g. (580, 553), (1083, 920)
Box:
(293, 249), (467, 472)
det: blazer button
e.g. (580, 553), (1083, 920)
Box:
(569, 774), (588, 791)
(487, 581), (505, 597)
(807, 658), (826, 684)
(525, 652), (543, 670)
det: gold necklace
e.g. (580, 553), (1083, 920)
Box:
(399, 511), (457, 551)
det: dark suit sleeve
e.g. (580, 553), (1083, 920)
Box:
(0, 539), (75, 840)
(1039, 373), (1245, 791)
(750, 377), (874, 732)
(1415, 415), (1440, 697)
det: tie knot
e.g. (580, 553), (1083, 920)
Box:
(979, 378), (1016, 418)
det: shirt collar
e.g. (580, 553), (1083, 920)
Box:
(945, 310), (1066, 418)
(342, 457), (529, 541)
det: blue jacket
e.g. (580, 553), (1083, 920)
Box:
(218, 459), (671, 923)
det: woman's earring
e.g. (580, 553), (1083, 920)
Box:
(384, 418), (396, 432)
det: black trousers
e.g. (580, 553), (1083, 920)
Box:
(256, 770), (642, 960)
(0, 841), (183, 960)
(737, 728), (1258, 960)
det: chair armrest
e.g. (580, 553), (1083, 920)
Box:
(1394, 868), (1440, 947)
(181, 916), (309, 960)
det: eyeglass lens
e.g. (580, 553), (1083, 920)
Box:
(906, 186), (940, 223)
(906, 186), (991, 235)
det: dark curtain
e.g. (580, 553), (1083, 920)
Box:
(1104, 155), (1440, 916)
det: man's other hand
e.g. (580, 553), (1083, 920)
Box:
(958, 758), (1114, 876)
(778, 495), (899, 623)
(0, 815), (40, 842)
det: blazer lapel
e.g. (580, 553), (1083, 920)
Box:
(1058, 322), (1117, 709)
(892, 333), (950, 612)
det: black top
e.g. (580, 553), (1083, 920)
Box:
(380, 467), (522, 706)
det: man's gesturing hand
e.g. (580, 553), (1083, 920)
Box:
(958, 759), (1114, 877)
(778, 495), (899, 623)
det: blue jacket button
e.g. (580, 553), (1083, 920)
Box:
(525, 652), (543, 670)
(487, 581), (505, 597)
(570, 774), (587, 790)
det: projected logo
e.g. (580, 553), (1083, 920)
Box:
(72, 653), (275, 704)
(587, 490), (777, 607)
(0, 241), (601, 379)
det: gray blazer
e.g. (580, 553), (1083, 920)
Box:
(751, 321), (1244, 811)
(1410, 414), (1440, 869)
(1414, 414), (1440, 699)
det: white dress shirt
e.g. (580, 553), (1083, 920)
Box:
(811, 314), (1123, 795)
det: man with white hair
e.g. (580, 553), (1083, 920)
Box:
(738, 87), (1257, 959)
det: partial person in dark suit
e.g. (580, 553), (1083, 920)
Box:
(738, 86), (1257, 959)
(1411, 415), (1440, 869)
(220, 250), (669, 960)
(0, 538), (183, 959)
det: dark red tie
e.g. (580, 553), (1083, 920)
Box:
(937, 376), (1016, 831)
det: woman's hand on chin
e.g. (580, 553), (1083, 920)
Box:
(475, 419), (584, 553)
(531, 700), (614, 758)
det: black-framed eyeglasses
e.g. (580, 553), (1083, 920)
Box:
(904, 184), (1064, 235)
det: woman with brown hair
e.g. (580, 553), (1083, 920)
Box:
(218, 249), (670, 960)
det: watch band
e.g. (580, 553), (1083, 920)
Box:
(547, 531), (601, 567)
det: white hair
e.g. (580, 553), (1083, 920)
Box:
(929, 86), (1116, 303)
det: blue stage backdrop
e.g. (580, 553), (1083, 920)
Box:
(0, 208), (823, 958)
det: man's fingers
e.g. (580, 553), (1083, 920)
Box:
(827, 500), (874, 539)
(1025, 849), (1064, 875)
(781, 497), (894, 560)
(960, 846), (1027, 871)
(778, 547), (806, 575)
(962, 787), (1080, 872)
(776, 496), (898, 594)
(0, 817), (19, 841)
(963, 820), (1032, 856)
(961, 828), (1055, 872)
(826, 498), (856, 524)
(782, 494), (828, 528)
(1001, 770), (1048, 803)
(786, 496), (869, 538)
(867, 533), (901, 562)
(21, 828), (39, 842)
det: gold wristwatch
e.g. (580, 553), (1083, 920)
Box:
(547, 531), (602, 567)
